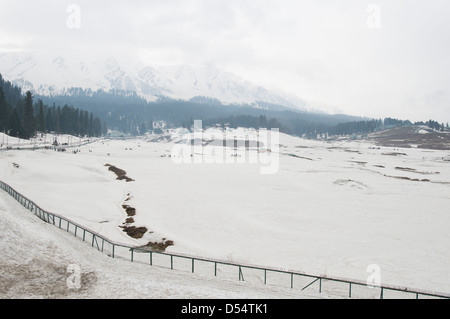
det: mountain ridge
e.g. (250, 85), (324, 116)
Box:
(0, 50), (307, 111)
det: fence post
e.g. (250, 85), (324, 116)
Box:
(239, 266), (244, 281)
(192, 258), (195, 273)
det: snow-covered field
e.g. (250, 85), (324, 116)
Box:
(1, 128), (449, 298)
(0, 189), (320, 299)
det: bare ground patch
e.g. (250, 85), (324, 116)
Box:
(135, 239), (175, 253)
(349, 160), (367, 165)
(382, 152), (407, 156)
(395, 167), (440, 175)
(117, 194), (174, 250)
(361, 166), (449, 184)
(0, 259), (97, 298)
(105, 164), (135, 182)
(119, 225), (148, 239)
(122, 204), (136, 216)
(368, 126), (450, 150)
(105, 166), (174, 249)
(119, 203), (146, 239)
(345, 149), (362, 154)
(383, 174), (431, 182)
(285, 153), (314, 161)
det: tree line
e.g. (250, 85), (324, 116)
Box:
(4, 73), (448, 140)
(35, 88), (364, 136)
(327, 119), (383, 136)
(0, 74), (106, 139)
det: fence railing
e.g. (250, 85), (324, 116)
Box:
(1, 179), (449, 299)
(0, 137), (97, 152)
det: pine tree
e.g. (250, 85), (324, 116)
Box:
(83, 111), (89, 136)
(102, 121), (108, 136)
(45, 108), (54, 132)
(75, 108), (81, 135)
(0, 87), (8, 132)
(23, 91), (35, 138)
(36, 100), (46, 133)
(56, 106), (62, 134)
(88, 112), (94, 137)
(9, 109), (23, 138)
(95, 115), (102, 135)
(259, 115), (267, 128)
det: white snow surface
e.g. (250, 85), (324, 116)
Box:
(1, 128), (450, 298)
(0, 191), (319, 299)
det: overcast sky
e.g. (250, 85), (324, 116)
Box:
(1, 0), (449, 123)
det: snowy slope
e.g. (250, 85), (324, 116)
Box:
(0, 188), (323, 299)
(1, 128), (449, 298)
(0, 51), (303, 108)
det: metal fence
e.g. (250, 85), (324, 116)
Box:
(1, 179), (449, 299)
(0, 137), (96, 152)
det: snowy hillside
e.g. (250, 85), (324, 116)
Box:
(0, 51), (303, 108)
(0, 190), (322, 299)
(1, 128), (449, 298)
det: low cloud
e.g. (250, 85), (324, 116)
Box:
(0, 0), (449, 122)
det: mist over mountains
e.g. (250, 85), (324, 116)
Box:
(0, 50), (371, 137)
(0, 51), (307, 110)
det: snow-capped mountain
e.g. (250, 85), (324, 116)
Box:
(0, 51), (305, 109)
